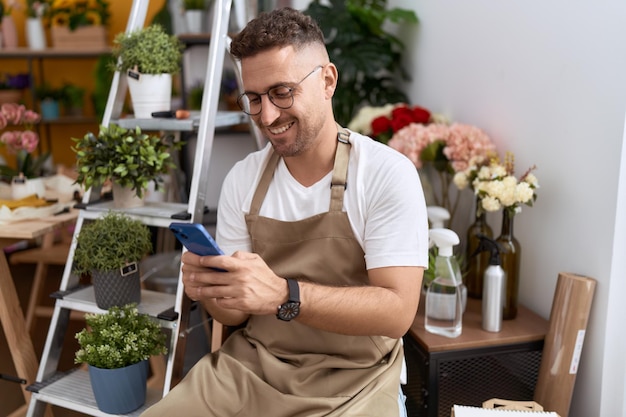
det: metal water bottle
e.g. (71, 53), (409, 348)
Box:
(474, 234), (505, 332)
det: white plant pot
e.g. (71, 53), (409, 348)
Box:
(112, 182), (145, 209)
(127, 73), (172, 119)
(26, 18), (46, 50)
(185, 10), (205, 34)
(12, 176), (46, 200)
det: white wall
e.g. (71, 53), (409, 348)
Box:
(387, 1), (626, 416)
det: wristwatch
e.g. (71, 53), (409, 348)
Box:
(277, 278), (300, 321)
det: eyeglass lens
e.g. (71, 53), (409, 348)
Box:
(237, 65), (323, 116)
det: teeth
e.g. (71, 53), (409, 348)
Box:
(269, 122), (293, 135)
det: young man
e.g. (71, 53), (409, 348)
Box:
(142, 7), (428, 416)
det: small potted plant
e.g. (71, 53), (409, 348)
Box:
(75, 303), (168, 414)
(35, 82), (64, 120)
(71, 123), (182, 207)
(111, 24), (184, 118)
(183, 0), (208, 34)
(60, 82), (86, 116)
(73, 211), (153, 309)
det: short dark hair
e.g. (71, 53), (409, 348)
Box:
(230, 7), (325, 60)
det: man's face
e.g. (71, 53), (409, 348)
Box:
(240, 46), (329, 158)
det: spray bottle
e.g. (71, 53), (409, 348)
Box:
(426, 206), (450, 229)
(472, 234), (506, 332)
(425, 228), (463, 338)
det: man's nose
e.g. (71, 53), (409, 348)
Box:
(258, 94), (281, 125)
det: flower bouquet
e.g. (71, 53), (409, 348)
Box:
(46, 0), (110, 30)
(388, 122), (497, 225)
(0, 103), (48, 181)
(348, 103), (432, 144)
(46, 0), (110, 49)
(460, 152), (539, 216)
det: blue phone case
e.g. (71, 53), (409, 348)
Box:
(169, 222), (224, 256)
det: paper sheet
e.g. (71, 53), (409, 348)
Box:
(452, 405), (559, 416)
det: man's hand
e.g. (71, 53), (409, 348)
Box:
(181, 251), (288, 325)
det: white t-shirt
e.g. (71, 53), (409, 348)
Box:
(216, 130), (429, 270)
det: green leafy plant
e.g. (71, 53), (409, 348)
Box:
(112, 24), (184, 75)
(91, 53), (114, 118)
(60, 82), (85, 111)
(72, 211), (153, 274)
(304, 0), (418, 125)
(183, 0), (206, 10)
(35, 82), (64, 101)
(71, 123), (182, 197)
(75, 303), (168, 369)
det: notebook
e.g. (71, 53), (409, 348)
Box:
(452, 405), (559, 416)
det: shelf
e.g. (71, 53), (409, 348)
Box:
(78, 201), (193, 227)
(59, 286), (178, 329)
(40, 116), (100, 125)
(0, 47), (111, 59)
(29, 368), (161, 417)
(112, 110), (247, 132)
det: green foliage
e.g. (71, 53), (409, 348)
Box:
(75, 304), (168, 369)
(183, 0), (206, 10)
(72, 212), (153, 274)
(35, 82), (64, 101)
(60, 82), (85, 109)
(112, 24), (184, 75)
(71, 123), (182, 197)
(304, 0), (418, 125)
(91, 53), (114, 118)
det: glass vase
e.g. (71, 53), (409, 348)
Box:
(495, 209), (521, 320)
(465, 198), (493, 299)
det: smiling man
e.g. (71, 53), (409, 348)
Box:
(141, 7), (428, 417)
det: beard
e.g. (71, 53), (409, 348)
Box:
(258, 110), (326, 158)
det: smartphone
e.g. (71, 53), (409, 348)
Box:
(169, 222), (224, 256)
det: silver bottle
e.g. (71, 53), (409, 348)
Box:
(482, 263), (505, 332)
(474, 234), (505, 332)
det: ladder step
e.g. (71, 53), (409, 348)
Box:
(29, 368), (162, 417)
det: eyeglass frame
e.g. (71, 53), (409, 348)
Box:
(236, 65), (324, 116)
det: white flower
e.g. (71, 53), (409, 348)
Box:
(453, 171), (469, 190)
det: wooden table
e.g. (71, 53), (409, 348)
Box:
(0, 210), (77, 417)
(403, 297), (549, 417)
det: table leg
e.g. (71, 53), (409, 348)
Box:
(0, 249), (39, 409)
(24, 232), (55, 334)
(0, 247), (55, 417)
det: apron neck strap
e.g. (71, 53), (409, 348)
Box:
(249, 126), (352, 215)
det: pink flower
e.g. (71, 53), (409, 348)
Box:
(1, 103), (24, 125)
(443, 123), (496, 172)
(1, 131), (20, 152)
(19, 131), (40, 153)
(23, 110), (41, 124)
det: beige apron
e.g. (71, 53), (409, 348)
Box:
(142, 128), (402, 417)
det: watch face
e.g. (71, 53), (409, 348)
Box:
(278, 301), (300, 321)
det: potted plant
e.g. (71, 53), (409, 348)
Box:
(60, 82), (86, 116)
(35, 82), (64, 120)
(304, 0), (418, 125)
(111, 24), (184, 118)
(183, 0), (207, 34)
(71, 123), (182, 207)
(46, 0), (110, 49)
(73, 211), (153, 309)
(75, 303), (168, 414)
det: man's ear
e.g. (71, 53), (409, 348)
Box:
(323, 63), (338, 99)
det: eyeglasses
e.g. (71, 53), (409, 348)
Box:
(237, 65), (323, 116)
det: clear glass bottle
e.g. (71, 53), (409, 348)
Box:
(425, 228), (463, 338)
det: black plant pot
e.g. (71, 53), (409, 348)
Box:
(91, 264), (141, 309)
